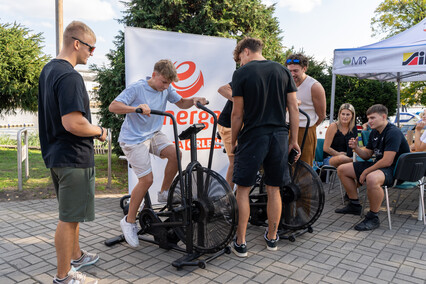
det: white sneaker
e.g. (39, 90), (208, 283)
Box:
(53, 268), (98, 283)
(120, 216), (139, 247)
(157, 191), (169, 203)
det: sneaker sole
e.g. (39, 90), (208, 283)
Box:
(120, 219), (139, 247)
(72, 256), (100, 271)
(231, 247), (248, 257)
(266, 245), (278, 251)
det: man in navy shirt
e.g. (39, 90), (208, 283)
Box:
(336, 104), (410, 231)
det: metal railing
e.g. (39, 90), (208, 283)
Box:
(17, 128), (29, 191)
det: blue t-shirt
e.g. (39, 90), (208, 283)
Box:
(116, 78), (181, 144)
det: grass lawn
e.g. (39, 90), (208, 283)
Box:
(0, 147), (128, 197)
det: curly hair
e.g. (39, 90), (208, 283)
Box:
(285, 53), (309, 69)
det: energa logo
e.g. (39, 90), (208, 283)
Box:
(172, 61), (204, 98)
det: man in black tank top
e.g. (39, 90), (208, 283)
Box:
(230, 37), (300, 257)
(335, 104), (410, 231)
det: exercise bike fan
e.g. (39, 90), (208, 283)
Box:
(280, 160), (324, 231)
(168, 167), (238, 254)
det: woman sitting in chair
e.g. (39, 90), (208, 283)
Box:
(323, 103), (358, 168)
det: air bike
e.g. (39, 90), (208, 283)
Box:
(105, 102), (238, 269)
(248, 109), (325, 242)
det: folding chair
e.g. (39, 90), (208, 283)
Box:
(362, 152), (426, 230)
(314, 138), (345, 204)
(361, 130), (370, 147)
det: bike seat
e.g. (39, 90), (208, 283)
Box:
(178, 123), (205, 140)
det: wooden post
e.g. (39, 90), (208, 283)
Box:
(55, 0), (63, 55)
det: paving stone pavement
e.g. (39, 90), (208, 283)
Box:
(1, 183), (426, 284)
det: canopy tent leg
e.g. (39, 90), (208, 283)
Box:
(329, 73), (336, 123)
(397, 73), (401, 128)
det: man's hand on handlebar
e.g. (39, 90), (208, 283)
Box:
(193, 97), (208, 107)
(135, 104), (151, 116)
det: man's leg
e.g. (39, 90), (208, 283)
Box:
(335, 163), (362, 215)
(127, 173), (153, 223)
(365, 171), (386, 212)
(337, 163), (358, 199)
(55, 221), (78, 279)
(235, 185), (251, 244)
(72, 223), (81, 260)
(219, 125), (235, 190)
(159, 145), (180, 192)
(266, 186), (281, 240)
(226, 155), (235, 190)
(353, 170), (384, 231)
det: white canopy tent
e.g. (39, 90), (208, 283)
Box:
(330, 17), (426, 124)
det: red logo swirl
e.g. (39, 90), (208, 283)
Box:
(172, 61), (204, 98)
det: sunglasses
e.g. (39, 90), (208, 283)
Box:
(286, 59), (300, 64)
(72, 37), (96, 54)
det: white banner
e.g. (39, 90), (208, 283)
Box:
(124, 27), (236, 203)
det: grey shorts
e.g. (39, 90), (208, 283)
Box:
(50, 167), (95, 222)
(120, 131), (173, 178)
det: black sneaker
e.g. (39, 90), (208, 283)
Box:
(354, 216), (380, 231)
(264, 230), (279, 251)
(231, 239), (247, 257)
(335, 203), (362, 215)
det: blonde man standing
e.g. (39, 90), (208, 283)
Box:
(39, 21), (105, 284)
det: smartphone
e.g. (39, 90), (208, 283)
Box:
(288, 149), (299, 164)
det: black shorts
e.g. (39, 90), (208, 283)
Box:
(233, 130), (290, 187)
(353, 161), (395, 187)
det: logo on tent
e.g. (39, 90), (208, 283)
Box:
(172, 61), (204, 98)
(402, 52), (425, 66)
(343, 56), (367, 66)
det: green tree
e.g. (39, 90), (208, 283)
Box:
(93, 0), (284, 155)
(371, 0), (426, 38)
(371, 0), (426, 107)
(0, 22), (50, 114)
(333, 76), (397, 123)
(304, 55), (397, 123)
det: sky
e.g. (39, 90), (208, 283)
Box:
(0, 0), (384, 69)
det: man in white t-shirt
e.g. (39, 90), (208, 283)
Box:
(285, 54), (326, 166)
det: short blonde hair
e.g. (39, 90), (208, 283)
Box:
(154, 59), (179, 82)
(337, 103), (356, 132)
(63, 21), (96, 47)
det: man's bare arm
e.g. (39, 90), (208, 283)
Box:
(311, 82), (326, 126)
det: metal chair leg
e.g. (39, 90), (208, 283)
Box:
(392, 190), (402, 214)
(384, 186), (392, 230)
(420, 182), (426, 225)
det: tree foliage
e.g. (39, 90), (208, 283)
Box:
(0, 22), (50, 114)
(371, 0), (426, 107)
(93, 0), (284, 155)
(371, 0), (426, 38)
(305, 56), (397, 124)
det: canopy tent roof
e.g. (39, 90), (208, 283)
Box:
(333, 17), (426, 82)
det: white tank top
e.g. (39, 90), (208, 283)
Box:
(297, 75), (318, 127)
